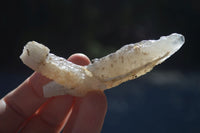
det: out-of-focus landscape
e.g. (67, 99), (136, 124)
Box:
(0, 0), (200, 133)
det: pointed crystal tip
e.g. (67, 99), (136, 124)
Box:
(169, 33), (185, 46)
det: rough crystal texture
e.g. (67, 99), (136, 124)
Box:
(20, 41), (50, 70)
(20, 33), (185, 97)
(87, 33), (184, 81)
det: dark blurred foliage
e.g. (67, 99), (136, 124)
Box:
(0, 0), (200, 71)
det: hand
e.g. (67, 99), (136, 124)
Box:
(0, 54), (107, 133)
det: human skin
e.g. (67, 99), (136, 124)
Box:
(0, 53), (107, 133)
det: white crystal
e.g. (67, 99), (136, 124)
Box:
(20, 33), (185, 97)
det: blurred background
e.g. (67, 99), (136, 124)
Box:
(0, 0), (200, 132)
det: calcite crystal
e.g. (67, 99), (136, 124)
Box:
(20, 33), (185, 97)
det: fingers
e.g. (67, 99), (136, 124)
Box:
(0, 53), (91, 132)
(20, 95), (74, 133)
(0, 72), (51, 132)
(20, 54), (92, 132)
(63, 91), (107, 133)
(68, 53), (91, 65)
(4, 72), (50, 116)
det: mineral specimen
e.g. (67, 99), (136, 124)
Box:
(20, 33), (185, 97)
